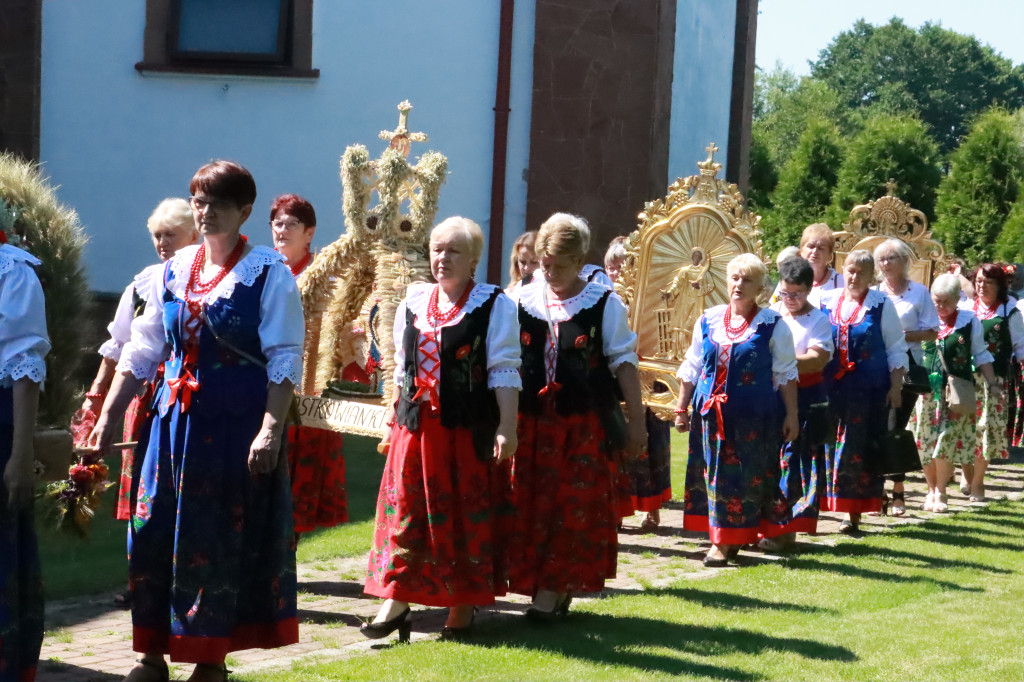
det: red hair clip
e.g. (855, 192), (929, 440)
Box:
(1004, 265), (1016, 276)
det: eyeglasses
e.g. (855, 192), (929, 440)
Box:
(878, 255), (902, 264)
(270, 219), (304, 230)
(777, 290), (808, 300)
(190, 196), (235, 213)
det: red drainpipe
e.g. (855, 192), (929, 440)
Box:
(487, 0), (515, 283)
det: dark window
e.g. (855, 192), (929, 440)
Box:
(136, 0), (318, 78)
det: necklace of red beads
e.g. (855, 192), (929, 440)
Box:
(832, 289), (866, 328)
(426, 281), (474, 327)
(723, 305), (756, 341)
(813, 268), (833, 288)
(185, 236), (248, 316)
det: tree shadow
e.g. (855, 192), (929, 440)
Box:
(782, 555), (983, 592)
(640, 586), (836, 614)
(37, 660), (121, 681)
(466, 613), (856, 679)
(296, 608), (364, 627)
(299, 579), (377, 600)
(796, 540), (1011, 573)
(617, 542), (705, 560)
(894, 527), (1024, 552)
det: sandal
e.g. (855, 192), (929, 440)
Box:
(838, 518), (859, 534)
(125, 657), (169, 682)
(922, 491), (935, 512)
(640, 515), (659, 532)
(891, 491), (906, 517)
(933, 492), (949, 513)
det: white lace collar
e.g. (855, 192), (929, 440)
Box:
(406, 281), (500, 328)
(0, 243), (40, 277)
(949, 309), (977, 331)
(165, 244), (284, 302)
(960, 298), (1016, 318)
(821, 287), (887, 312)
(519, 280), (610, 322)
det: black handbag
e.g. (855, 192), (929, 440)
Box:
(868, 411), (921, 476)
(805, 402), (834, 446)
(903, 352), (931, 396)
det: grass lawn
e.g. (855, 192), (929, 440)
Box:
(241, 498), (1024, 681)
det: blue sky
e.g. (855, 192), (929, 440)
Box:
(756, 0), (1024, 74)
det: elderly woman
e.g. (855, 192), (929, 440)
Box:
(88, 161), (303, 682)
(917, 274), (998, 512)
(675, 254), (799, 565)
(0, 239), (49, 682)
(800, 223), (844, 304)
(507, 212), (644, 618)
(363, 217), (520, 641)
(959, 263), (1024, 501)
(505, 230), (539, 296)
(766, 257), (833, 547)
(820, 250), (908, 532)
(873, 238), (938, 516)
(269, 194), (348, 537)
(81, 198), (198, 523)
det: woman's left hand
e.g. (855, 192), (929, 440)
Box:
(782, 411), (799, 443)
(886, 383), (903, 410)
(3, 445), (35, 510)
(626, 415), (648, 460)
(493, 423), (518, 463)
(248, 427), (282, 475)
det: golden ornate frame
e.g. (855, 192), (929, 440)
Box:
(616, 144), (766, 421)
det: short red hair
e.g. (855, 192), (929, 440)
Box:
(270, 194), (316, 227)
(190, 160), (257, 208)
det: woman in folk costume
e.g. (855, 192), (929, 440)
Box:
(363, 217), (521, 641)
(88, 161), (303, 682)
(507, 212), (645, 618)
(269, 194), (349, 537)
(917, 274), (999, 512)
(819, 250), (908, 533)
(0, 239), (49, 682)
(675, 254), (799, 566)
(764, 256), (833, 549)
(959, 263), (1024, 501)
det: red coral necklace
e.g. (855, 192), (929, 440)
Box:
(723, 305), (755, 341)
(185, 236), (247, 313)
(427, 281), (474, 327)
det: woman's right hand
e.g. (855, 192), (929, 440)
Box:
(376, 424), (393, 456)
(84, 414), (115, 456)
(674, 410), (689, 433)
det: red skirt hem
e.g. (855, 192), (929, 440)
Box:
(133, 618), (298, 663)
(363, 580), (499, 608)
(823, 497), (882, 514)
(682, 514), (709, 532)
(761, 517), (817, 537)
(631, 489), (672, 513)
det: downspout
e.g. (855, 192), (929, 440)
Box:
(487, 0), (515, 283)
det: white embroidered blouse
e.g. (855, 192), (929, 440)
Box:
(117, 245), (305, 385)
(98, 262), (164, 362)
(770, 302), (835, 359)
(0, 244), (50, 386)
(820, 288), (910, 372)
(959, 297), (1024, 362)
(874, 279), (939, 364)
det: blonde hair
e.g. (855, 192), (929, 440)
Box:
(726, 253), (768, 290)
(508, 230), (537, 284)
(431, 216), (485, 264)
(536, 212), (590, 261)
(799, 223), (835, 251)
(148, 198), (196, 235)
(873, 238), (913, 279)
(844, 249), (875, 277)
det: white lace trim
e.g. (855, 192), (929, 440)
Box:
(133, 262), (164, 300)
(405, 282), (501, 328)
(821, 287), (887, 321)
(704, 305), (782, 345)
(773, 367), (799, 390)
(0, 244), (40, 277)
(165, 245), (285, 303)
(98, 338), (124, 361)
(519, 280), (610, 322)
(488, 367), (523, 390)
(0, 353), (47, 385)
(267, 353), (303, 385)
(116, 354), (160, 382)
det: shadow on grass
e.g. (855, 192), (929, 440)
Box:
(781, 556), (983, 592)
(299, 580), (375, 601)
(796, 541), (1011, 573)
(37, 659), (121, 681)
(467, 613), (856, 679)
(617, 542), (706, 560)
(641, 586), (836, 614)
(297, 608), (364, 627)
(894, 526), (1024, 552)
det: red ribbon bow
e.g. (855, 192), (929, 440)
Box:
(537, 381), (563, 397)
(412, 377), (440, 411)
(165, 370), (200, 413)
(700, 392), (729, 441)
(833, 347), (856, 381)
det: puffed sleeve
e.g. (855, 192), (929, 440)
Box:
(486, 292), (522, 389)
(589, 268), (615, 289)
(676, 316), (704, 384)
(117, 265), (170, 381)
(769, 317), (799, 388)
(602, 293), (638, 373)
(916, 284), (940, 332)
(880, 297), (910, 371)
(258, 261), (305, 385)
(392, 299), (409, 387)
(970, 316), (995, 367)
(98, 282), (137, 361)
(808, 310), (835, 358)
(0, 260), (50, 385)
(1009, 307), (1024, 362)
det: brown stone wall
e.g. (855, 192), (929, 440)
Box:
(727, 0), (758, 195)
(0, 0), (42, 161)
(526, 0), (676, 262)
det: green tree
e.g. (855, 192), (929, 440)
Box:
(760, 118), (844, 255)
(934, 108), (1024, 264)
(829, 113), (941, 225)
(747, 126), (777, 211)
(995, 196), (1024, 263)
(754, 77), (847, 170)
(812, 19), (1024, 155)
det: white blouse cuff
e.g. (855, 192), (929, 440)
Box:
(98, 339), (124, 362)
(608, 352), (639, 374)
(267, 352), (303, 386)
(772, 368), (799, 390)
(0, 353), (47, 385)
(116, 352), (160, 382)
(887, 352), (910, 373)
(488, 367), (523, 390)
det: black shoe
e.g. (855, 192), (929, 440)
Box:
(526, 594), (572, 622)
(440, 607), (478, 640)
(702, 554), (728, 568)
(360, 607), (411, 643)
(838, 519), (859, 534)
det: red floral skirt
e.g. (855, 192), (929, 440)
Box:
(287, 425), (347, 533)
(505, 408), (620, 595)
(364, 404), (507, 606)
(115, 393), (148, 521)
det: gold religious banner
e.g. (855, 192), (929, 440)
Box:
(616, 143), (766, 421)
(296, 394), (389, 438)
(833, 180), (950, 287)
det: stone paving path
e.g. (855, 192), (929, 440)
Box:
(37, 462), (1023, 681)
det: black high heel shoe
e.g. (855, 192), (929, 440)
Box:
(526, 593), (572, 622)
(360, 607), (411, 643)
(440, 607), (478, 640)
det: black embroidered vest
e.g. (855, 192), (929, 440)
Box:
(395, 286), (501, 461)
(519, 289), (621, 417)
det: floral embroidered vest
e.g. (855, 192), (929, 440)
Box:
(693, 312), (781, 419)
(923, 321), (974, 398)
(823, 299), (889, 390)
(980, 307), (1017, 378)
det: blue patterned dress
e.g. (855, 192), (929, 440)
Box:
(679, 306), (797, 545)
(0, 244), (49, 682)
(118, 245), (303, 664)
(820, 289), (908, 513)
